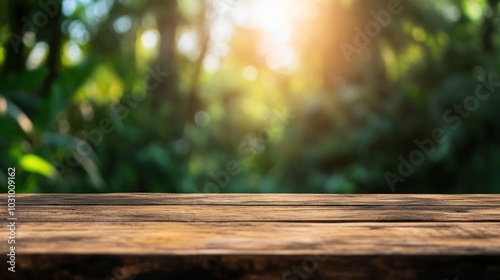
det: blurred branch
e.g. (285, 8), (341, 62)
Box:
(482, 0), (499, 54)
(152, 0), (178, 109)
(40, 1), (63, 100)
(186, 1), (210, 122)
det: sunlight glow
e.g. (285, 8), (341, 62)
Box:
(203, 54), (220, 73)
(64, 41), (83, 65)
(206, 0), (307, 73)
(0, 97), (6, 116)
(195, 111), (210, 126)
(26, 42), (49, 70)
(68, 20), (90, 45)
(141, 29), (159, 49)
(62, 0), (77, 16)
(18, 115), (33, 135)
(243, 66), (258, 80)
(466, 2), (483, 21)
(177, 30), (200, 61)
(114, 15), (132, 34)
(241, 0), (301, 71)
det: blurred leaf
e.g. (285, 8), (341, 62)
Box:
(41, 132), (99, 164)
(75, 64), (124, 104)
(19, 154), (57, 179)
(40, 132), (104, 190)
(0, 69), (47, 92)
(35, 58), (99, 129)
(0, 95), (34, 135)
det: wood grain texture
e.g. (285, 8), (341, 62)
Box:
(11, 193), (500, 205)
(4, 205), (500, 222)
(10, 222), (500, 255)
(0, 194), (499, 280)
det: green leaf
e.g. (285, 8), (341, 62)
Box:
(19, 154), (57, 179)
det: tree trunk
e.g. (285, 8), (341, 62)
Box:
(2, 1), (28, 78)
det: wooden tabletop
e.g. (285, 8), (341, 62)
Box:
(1, 194), (500, 280)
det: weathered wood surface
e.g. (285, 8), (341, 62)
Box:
(12, 193), (500, 205)
(1, 194), (499, 280)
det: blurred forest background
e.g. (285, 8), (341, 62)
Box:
(1, 0), (500, 193)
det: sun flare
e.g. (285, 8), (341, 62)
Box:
(245, 0), (301, 71)
(219, 0), (308, 71)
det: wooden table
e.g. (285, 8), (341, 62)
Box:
(1, 194), (500, 279)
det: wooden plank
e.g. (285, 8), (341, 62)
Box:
(6, 205), (500, 222)
(7, 194), (500, 206)
(1, 194), (499, 279)
(5, 222), (500, 255)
